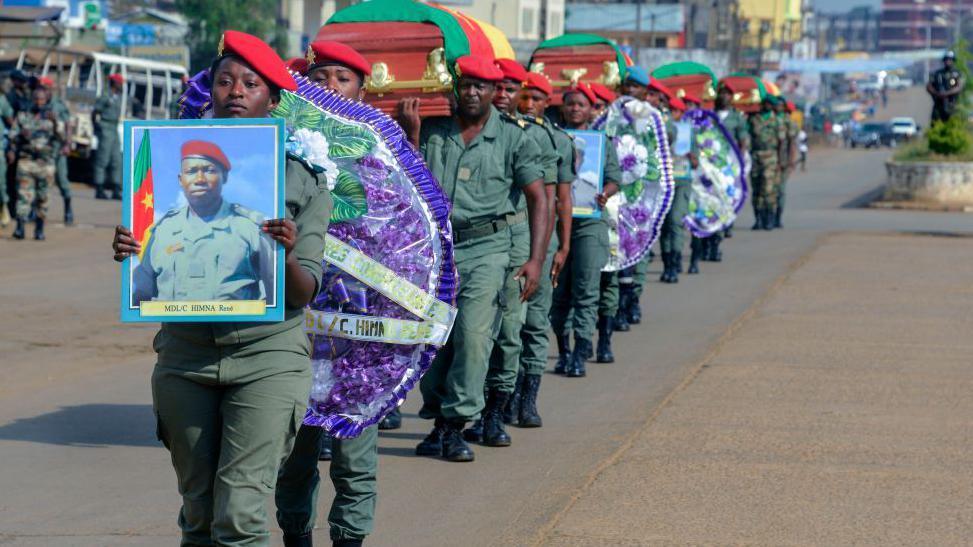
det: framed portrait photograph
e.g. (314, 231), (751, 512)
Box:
(567, 129), (605, 219)
(119, 118), (287, 322)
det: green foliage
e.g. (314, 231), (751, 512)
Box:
(926, 116), (972, 156)
(320, 119), (376, 160)
(330, 170), (368, 223)
(894, 129), (973, 163)
(272, 92), (324, 129)
(951, 37), (973, 116)
(175, 0), (287, 73)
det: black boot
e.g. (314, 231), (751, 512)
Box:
(688, 239), (702, 274)
(554, 334), (571, 374)
(95, 188), (109, 200)
(518, 374), (543, 428)
(628, 292), (642, 324)
(12, 218), (26, 240)
(283, 531), (313, 547)
(567, 337), (590, 378)
(752, 208), (765, 230)
(333, 538), (363, 547)
(318, 435), (332, 461)
(63, 198), (74, 225)
(111, 185), (123, 200)
(614, 285), (631, 332)
(774, 205), (783, 229)
(659, 252), (671, 282)
(442, 420), (475, 461)
(596, 316), (615, 363)
(724, 224), (734, 238)
(415, 418), (445, 456)
(378, 407), (402, 430)
(708, 234), (723, 262)
(763, 208), (776, 231)
(502, 371), (523, 424)
(670, 252), (682, 283)
(34, 218), (45, 241)
(463, 419), (483, 443)
(481, 391), (512, 447)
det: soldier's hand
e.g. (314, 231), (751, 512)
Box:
(47, 110), (58, 122)
(550, 247), (569, 285)
(515, 258), (542, 302)
(262, 218), (298, 255)
(397, 98), (421, 145)
(112, 225), (140, 262)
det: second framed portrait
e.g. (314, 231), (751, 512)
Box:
(119, 118), (286, 322)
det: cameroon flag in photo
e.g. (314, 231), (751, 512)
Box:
(132, 131), (154, 259)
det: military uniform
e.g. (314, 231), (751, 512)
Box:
(49, 97), (73, 204)
(92, 90), (124, 198)
(132, 200), (275, 303)
(0, 94), (13, 219)
(550, 135), (621, 377)
(9, 108), (61, 228)
(152, 155), (332, 546)
(748, 109), (783, 230)
(659, 114), (694, 283)
(416, 105), (543, 450)
(929, 66), (964, 123)
(776, 112), (799, 228)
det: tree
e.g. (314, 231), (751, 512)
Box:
(175, 0), (288, 73)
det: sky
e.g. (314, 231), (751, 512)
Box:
(130, 124), (282, 224)
(812, 0), (882, 11)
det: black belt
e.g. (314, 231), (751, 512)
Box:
(454, 210), (527, 244)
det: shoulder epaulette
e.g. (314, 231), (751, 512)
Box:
(230, 203), (264, 225)
(500, 111), (528, 130)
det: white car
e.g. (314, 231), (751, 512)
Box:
(890, 117), (918, 139)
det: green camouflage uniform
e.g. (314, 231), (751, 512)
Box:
(418, 106), (543, 422)
(777, 114), (799, 215)
(50, 97), (72, 199)
(0, 94), (13, 208)
(521, 117), (575, 377)
(151, 156), (332, 546)
(10, 109), (61, 220)
(485, 113), (558, 394)
(748, 110), (783, 213)
(92, 91), (123, 195)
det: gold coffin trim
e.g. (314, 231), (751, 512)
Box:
(365, 47), (454, 96)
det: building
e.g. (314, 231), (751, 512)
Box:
(813, 6), (881, 55)
(878, 0), (973, 52)
(737, 0), (804, 50)
(564, 2), (685, 49)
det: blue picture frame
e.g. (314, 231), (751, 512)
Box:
(566, 129), (605, 219)
(119, 118), (287, 323)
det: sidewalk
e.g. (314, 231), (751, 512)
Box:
(539, 232), (973, 546)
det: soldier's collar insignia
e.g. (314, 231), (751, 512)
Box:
(166, 243), (185, 255)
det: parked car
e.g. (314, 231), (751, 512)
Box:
(890, 117), (918, 139)
(885, 74), (913, 90)
(850, 123), (896, 148)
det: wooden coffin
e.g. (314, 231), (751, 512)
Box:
(528, 44), (624, 105)
(655, 74), (717, 110)
(315, 22), (455, 118)
(719, 76), (763, 113)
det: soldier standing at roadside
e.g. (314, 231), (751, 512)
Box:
(92, 73), (125, 200)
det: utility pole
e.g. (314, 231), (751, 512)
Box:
(756, 19), (769, 75)
(635, 0), (643, 65)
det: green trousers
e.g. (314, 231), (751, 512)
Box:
(276, 424), (378, 542)
(0, 151), (8, 205)
(93, 128), (122, 193)
(486, 223), (529, 393)
(15, 159), (53, 220)
(599, 271), (619, 318)
(750, 152), (780, 211)
(55, 153), (71, 199)
(420, 249), (508, 421)
(151, 326), (311, 547)
(628, 255), (649, 299)
(520, 237), (558, 377)
(778, 172), (788, 211)
(659, 182), (691, 254)
(551, 218), (608, 342)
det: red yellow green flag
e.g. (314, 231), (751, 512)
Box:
(132, 131), (154, 256)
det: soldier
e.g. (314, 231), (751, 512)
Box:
(398, 55), (547, 462)
(654, 80), (694, 284)
(550, 83), (621, 378)
(5, 69), (32, 114)
(0, 91), (13, 227)
(35, 77), (74, 225)
(273, 40), (380, 547)
(749, 95), (784, 230)
(619, 66), (650, 101)
(131, 140), (275, 303)
(775, 99), (799, 229)
(927, 51), (965, 124)
(92, 73), (125, 200)
(589, 82), (616, 122)
(111, 30), (334, 546)
(460, 58), (558, 446)
(706, 80), (750, 262)
(8, 84), (62, 240)
(514, 71), (575, 427)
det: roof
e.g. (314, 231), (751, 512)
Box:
(0, 7), (64, 23)
(565, 3), (684, 34)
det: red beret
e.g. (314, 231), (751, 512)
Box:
(524, 72), (553, 96)
(682, 92), (702, 106)
(181, 140), (231, 172)
(785, 100), (796, 112)
(286, 57), (309, 75)
(563, 83), (597, 106)
(306, 40), (371, 76)
(108, 73), (125, 85)
(36, 76), (55, 89)
(669, 96), (687, 112)
(218, 30), (296, 92)
(589, 82), (616, 103)
(455, 55), (503, 82)
(495, 58), (528, 83)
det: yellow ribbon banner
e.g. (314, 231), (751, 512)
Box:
(304, 310), (451, 346)
(141, 300), (266, 317)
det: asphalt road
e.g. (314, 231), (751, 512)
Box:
(0, 86), (968, 546)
